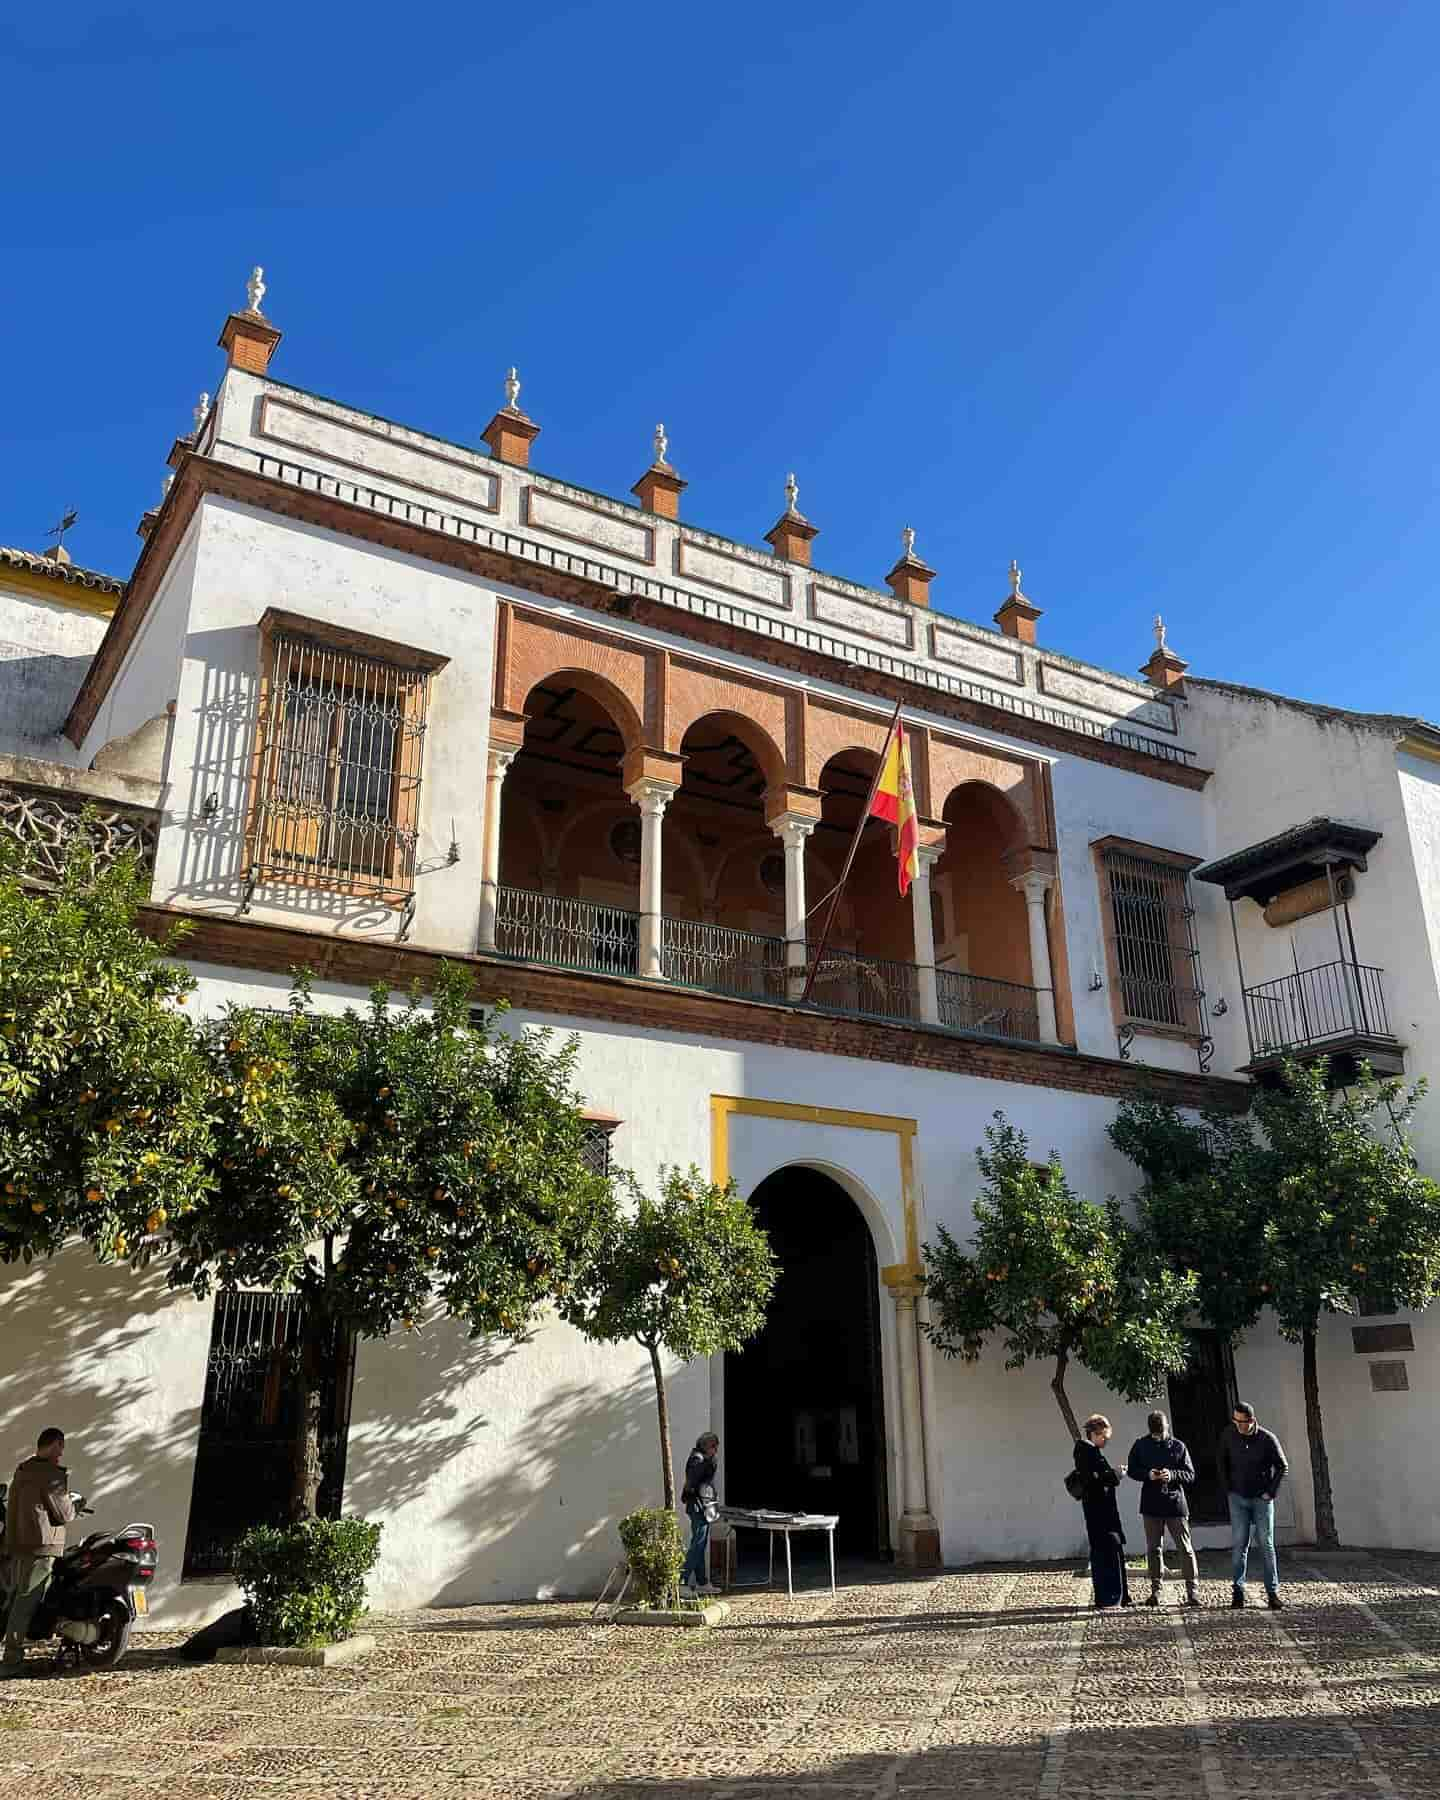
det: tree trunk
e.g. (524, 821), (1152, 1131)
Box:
(290, 1312), (326, 1524)
(1301, 1324), (1339, 1548)
(647, 1340), (676, 1511)
(1051, 1344), (1082, 1440)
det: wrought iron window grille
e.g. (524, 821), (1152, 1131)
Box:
(1098, 846), (1210, 1071)
(243, 621), (439, 923)
(580, 1119), (618, 1178)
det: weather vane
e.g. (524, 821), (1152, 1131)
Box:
(45, 508), (78, 550)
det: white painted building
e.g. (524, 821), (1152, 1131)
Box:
(2, 283), (1437, 1624)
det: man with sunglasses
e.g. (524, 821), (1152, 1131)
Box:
(1218, 1401), (1288, 1609)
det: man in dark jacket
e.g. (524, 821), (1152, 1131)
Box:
(1218, 1401), (1288, 1609)
(1127, 1410), (1200, 1607)
(2, 1427), (76, 1674)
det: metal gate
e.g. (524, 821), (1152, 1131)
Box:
(182, 1291), (355, 1578)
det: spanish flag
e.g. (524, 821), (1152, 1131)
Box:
(869, 718), (920, 895)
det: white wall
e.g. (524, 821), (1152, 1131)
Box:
(130, 499), (497, 955)
(0, 579), (109, 762)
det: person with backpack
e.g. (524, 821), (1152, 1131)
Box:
(679, 1432), (720, 1598)
(1072, 1414), (1131, 1610)
(1126, 1410), (1201, 1608)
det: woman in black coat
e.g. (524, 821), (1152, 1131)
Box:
(1073, 1413), (1131, 1610)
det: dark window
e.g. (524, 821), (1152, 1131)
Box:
(580, 1119), (617, 1178)
(1166, 1328), (1236, 1524)
(182, 1292), (354, 1579)
(1100, 848), (1202, 1032)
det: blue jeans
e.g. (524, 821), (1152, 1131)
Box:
(681, 1505), (710, 1587)
(1228, 1492), (1278, 1592)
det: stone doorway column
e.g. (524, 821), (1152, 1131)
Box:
(885, 1271), (941, 1567)
(1011, 869), (1059, 1043)
(771, 812), (817, 999)
(478, 746), (518, 952)
(910, 845), (944, 1026)
(626, 777), (678, 979)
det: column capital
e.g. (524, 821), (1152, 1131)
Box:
(488, 745), (519, 779)
(626, 775), (679, 817)
(771, 811), (818, 848)
(913, 842), (945, 873)
(1010, 867), (1054, 902)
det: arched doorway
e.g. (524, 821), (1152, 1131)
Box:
(724, 1166), (890, 1558)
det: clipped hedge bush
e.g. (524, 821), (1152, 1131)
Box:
(618, 1507), (683, 1610)
(232, 1517), (383, 1647)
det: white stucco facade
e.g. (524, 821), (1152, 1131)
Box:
(5, 319), (1440, 1625)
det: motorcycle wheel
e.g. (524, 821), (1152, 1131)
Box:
(79, 1603), (131, 1670)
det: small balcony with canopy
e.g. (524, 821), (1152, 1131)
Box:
(1193, 817), (1404, 1085)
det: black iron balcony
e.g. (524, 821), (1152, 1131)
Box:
(1240, 959), (1404, 1082)
(490, 887), (1048, 1047)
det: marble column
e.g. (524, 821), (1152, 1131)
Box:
(627, 777), (678, 979)
(910, 844), (944, 1025)
(889, 1277), (941, 1567)
(1012, 869), (1059, 1043)
(771, 812), (817, 1000)
(477, 746), (517, 952)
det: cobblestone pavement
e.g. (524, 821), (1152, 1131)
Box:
(4, 1551), (1440, 1800)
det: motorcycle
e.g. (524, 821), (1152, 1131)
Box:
(0, 1485), (157, 1671)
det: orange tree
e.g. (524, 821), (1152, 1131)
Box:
(0, 837), (216, 1268)
(562, 1168), (777, 1510)
(167, 968), (614, 1519)
(1113, 1063), (1440, 1547)
(922, 1114), (1196, 1441)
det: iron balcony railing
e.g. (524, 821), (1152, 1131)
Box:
(1242, 959), (1394, 1057)
(936, 968), (1043, 1044)
(804, 941), (922, 1026)
(494, 885), (639, 977)
(489, 889), (1053, 1045)
(661, 917), (790, 1002)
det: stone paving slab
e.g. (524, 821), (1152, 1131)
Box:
(4, 1552), (1440, 1797)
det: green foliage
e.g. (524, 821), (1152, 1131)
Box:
(1112, 1063), (1440, 1345)
(0, 836), (216, 1267)
(564, 1166), (777, 1507)
(1109, 1098), (1271, 1342)
(232, 1517), (383, 1646)
(564, 1166), (777, 1361)
(922, 1113), (1196, 1438)
(617, 1507), (684, 1610)
(168, 965), (615, 1343)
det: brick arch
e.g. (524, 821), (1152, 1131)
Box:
(940, 778), (1028, 852)
(666, 666), (792, 785)
(930, 738), (1047, 847)
(505, 612), (648, 753)
(804, 703), (894, 791)
(678, 709), (786, 795)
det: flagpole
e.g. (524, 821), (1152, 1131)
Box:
(798, 696), (904, 1006)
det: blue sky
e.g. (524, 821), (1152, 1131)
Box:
(4, 3), (1439, 716)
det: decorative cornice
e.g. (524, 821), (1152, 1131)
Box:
(66, 451), (1211, 794)
(134, 904), (1250, 1112)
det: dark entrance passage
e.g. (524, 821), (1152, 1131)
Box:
(725, 1166), (890, 1558)
(1167, 1328), (1238, 1524)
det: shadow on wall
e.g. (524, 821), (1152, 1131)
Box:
(343, 1312), (663, 1609)
(0, 653), (97, 745)
(0, 1252), (211, 1618)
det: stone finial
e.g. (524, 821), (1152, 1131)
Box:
(633, 423), (686, 517)
(995, 559), (1042, 644)
(483, 369), (540, 466)
(193, 392), (211, 436)
(246, 265), (266, 316)
(654, 422), (669, 466)
(766, 474), (819, 565)
(785, 471), (800, 515)
(1141, 613), (1187, 691)
(887, 526), (936, 607)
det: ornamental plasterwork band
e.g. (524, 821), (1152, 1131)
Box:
(0, 782), (159, 883)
